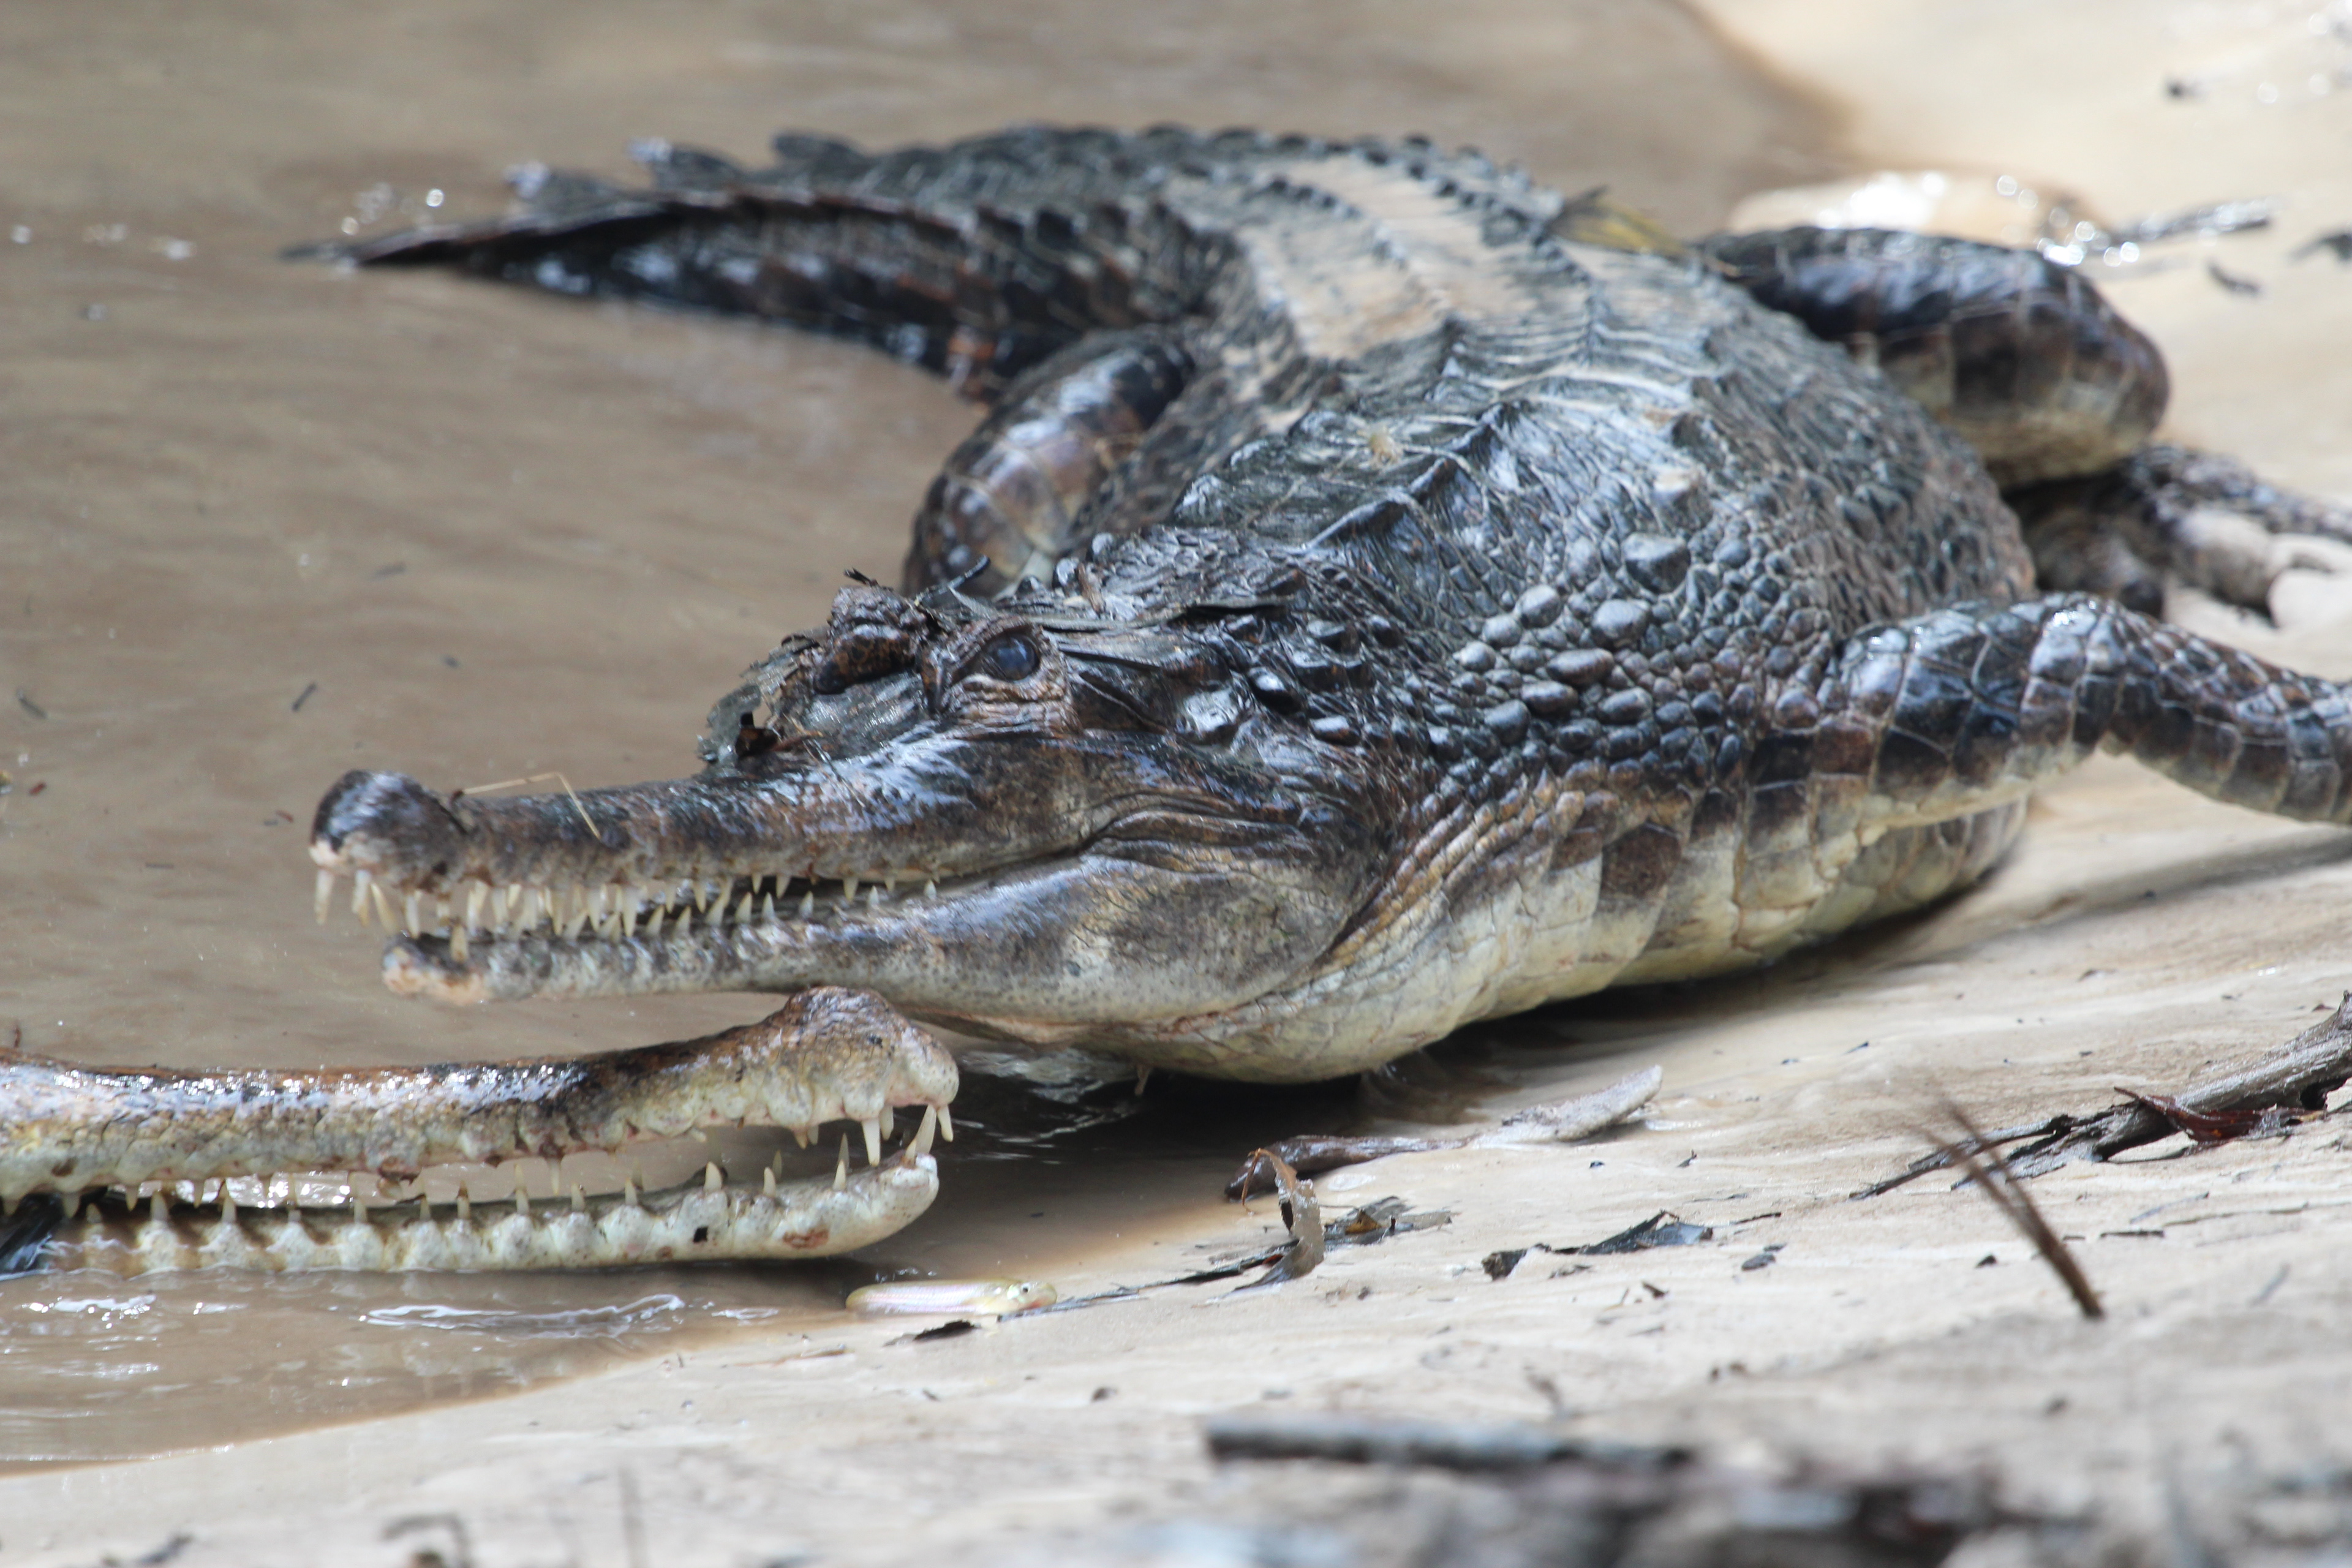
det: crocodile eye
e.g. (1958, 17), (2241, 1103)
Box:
(973, 632), (1041, 682)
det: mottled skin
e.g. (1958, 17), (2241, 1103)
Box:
(5, 126), (2350, 1272)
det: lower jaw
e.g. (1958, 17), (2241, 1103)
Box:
(30, 1153), (938, 1276)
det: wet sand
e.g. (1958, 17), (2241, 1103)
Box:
(2, 0), (2350, 1559)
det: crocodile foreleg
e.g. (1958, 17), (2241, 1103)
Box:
(0, 985), (955, 1273)
(1761, 594), (2352, 904)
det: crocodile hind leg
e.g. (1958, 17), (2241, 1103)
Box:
(2006, 442), (2352, 618)
(0, 986), (954, 1275)
(1737, 593), (2352, 956)
(1703, 227), (2352, 616)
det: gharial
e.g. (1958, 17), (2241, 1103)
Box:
(4, 126), (2350, 1275)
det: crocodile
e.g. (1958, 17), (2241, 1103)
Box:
(5, 126), (2351, 1275)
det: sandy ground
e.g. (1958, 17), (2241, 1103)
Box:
(2, 1), (2350, 1562)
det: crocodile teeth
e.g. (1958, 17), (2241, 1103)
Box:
(703, 1161), (723, 1193)
(370, 881), (396, 930)
(862, 1117), (883, 1167)
(834, 1136), (848, 1193)
(797, 889), (814, 919)
(937, 1104), (954, 1142)
(734, 890), (756, 924)
(762, 1167), (778, 1198)
(466, 884), (488, 932)
(842, 876), (858, 905)
(911, 1106), (938, 1156)
(352, 868), (374, 922)
(315, 869), (337, 924)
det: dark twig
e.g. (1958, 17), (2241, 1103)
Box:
(2005, 994), (2352, 1176)
(1848, 1117), (2073, 1199)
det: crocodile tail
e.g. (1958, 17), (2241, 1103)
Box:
(295, 127), (1253, 399)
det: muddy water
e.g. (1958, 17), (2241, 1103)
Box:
(0, 0), (1841, 1462)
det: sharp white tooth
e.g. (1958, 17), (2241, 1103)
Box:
(466, 884), (488, 932)
(571, 1183), (587, 1214)
(763, 891), (779, 924)
(834, 1136), (848, 1192)
(455, 1184), (471, 1222)
(867, 884), (884, 907)
(792, 1125), (813, 1149)
(352, 1192), (368, 1223)
(619, 892), (638, 939)
(533, 886), (555, 930)
(842, 876), (858, 903)
(732, 889), (754, 924)
(704, 1161), (723, 1193)
(938, 1104), (954, 1142)
(647, 905), (666, 939)
(450, 927), (469, 961)
(762, 1167), (778, 1198)
(924, 880), (937, 900)
(912, 1105), (938, 1156)
(567, 900), (592, 941)
(769, 1150), (783, 1175)
(418, 1193), (431, 1221)
(402, 891), (423, 936)
(151, 1192), (168, 1223)
(514, 1183), (529, 1217)
(862, 1118), (883, 1167)
(689, 1128), (708, 1143)
(63, 1190), (80, 1221)
(352, 868), (373, 921)
(797, 889), (814, 919)
(370, 881), (396, 930)
(622, 1174), (639, 1206)
(885, 875), (897, 894)
(221, 1189), (236, 1223)
(315, 869), (337, 924)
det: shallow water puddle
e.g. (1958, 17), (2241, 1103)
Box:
(0, 1264), (843, 1468)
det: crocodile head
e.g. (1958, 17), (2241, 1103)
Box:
(308, 573), (1392, 1050)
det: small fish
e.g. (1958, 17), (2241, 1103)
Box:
(847, 1278), (1057, 1316)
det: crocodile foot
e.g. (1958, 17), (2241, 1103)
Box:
(2010, 440), (2352, 618)
(0, 986), (956, 1273)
